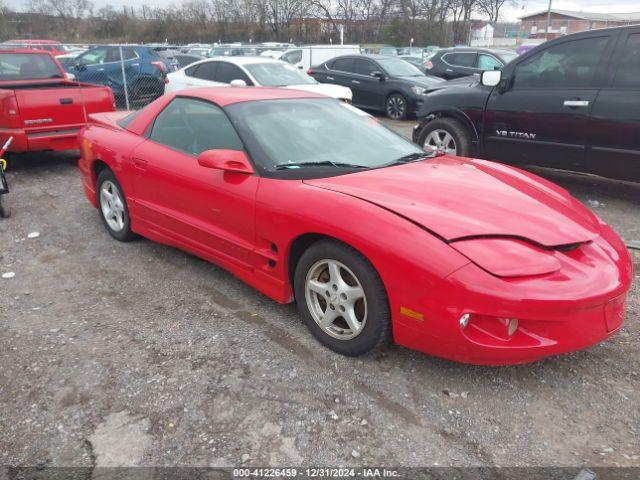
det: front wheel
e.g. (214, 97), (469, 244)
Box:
(96, 169), (136, 242)
(417, 117), (471, 157)
(385, 93), (408, 120)
(294, 240), (391, 356)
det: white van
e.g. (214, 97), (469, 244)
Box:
(280, 45), (361, 71)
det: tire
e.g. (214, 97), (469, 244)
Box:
(385, 93), (408, 120)
(294, 239), (391, 356)
(417, 117), (471, 157)
(130, 78), (164, 108)
(96, 169), (136, 242)
(0, 197), (10, 218)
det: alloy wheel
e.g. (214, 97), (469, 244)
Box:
(424, 129), (457, 155)
(386, 96), (406, 120)
(100, 180), (126, 232)
(305, 259), (368, 340)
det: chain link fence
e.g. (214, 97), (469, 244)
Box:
(0, 42), (177, 111)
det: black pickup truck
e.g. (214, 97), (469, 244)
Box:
(412, 25), (640, 182)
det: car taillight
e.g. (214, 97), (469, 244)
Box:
(0, 93), (20, 129)
(152, 61), (168, 74)
(424, 61), (433, 69)
(307, 68), (313, 75)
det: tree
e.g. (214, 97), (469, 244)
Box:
(27, 0), (94, 39)
(476, 0), (513, 23)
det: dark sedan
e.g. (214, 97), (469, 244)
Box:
(425, 47), (517, 80)
(308, 54), (445, 119)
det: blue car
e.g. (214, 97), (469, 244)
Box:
(70, 45), (168, 107)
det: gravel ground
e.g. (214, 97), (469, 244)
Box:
(0, 118), (638, 470)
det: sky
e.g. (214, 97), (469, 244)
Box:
(4, 0), (640, 22)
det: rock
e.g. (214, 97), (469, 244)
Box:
(28, 231), (40, 239)
(460, 391), (469, 398)
(351, 449), (360, 458)
(2, 271), (15, 279)
(241, 453), (251, 463)
(360, 419), (368, 426)
(49, 328), (60, 333)
(328, 410), (338, 420)
(442, 389), (459, 398)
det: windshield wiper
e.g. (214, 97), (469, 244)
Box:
(384, 152), (431, 166)
(275, 161), (368, 170)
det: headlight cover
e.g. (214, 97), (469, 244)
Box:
(450, 238), (562, 277)
(410, 85), (428, 95)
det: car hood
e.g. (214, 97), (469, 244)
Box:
(398, 75), (446, 89)
(284, 83), (352, 101)
(304, 156), (601, 247)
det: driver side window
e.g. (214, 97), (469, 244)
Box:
(513, 36), (609, 89)
(149, 97), (244, 156)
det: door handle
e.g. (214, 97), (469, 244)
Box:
(59, 98), (73, 105)
(352, 80), (360, 84)
(445, 68), (453, 72)
(563, 100), (589, 107)
(97, 68), (105, 72)
(131, 63), (140, 67)
(133, 158), (148, 170)
(327, 76), (334, 80)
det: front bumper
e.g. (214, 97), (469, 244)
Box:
(392, 227), (634, 365)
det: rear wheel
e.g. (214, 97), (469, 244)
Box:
(294, 240), (391, 356)
(96, 169), (136, 242)
(417, 117), (471, 156)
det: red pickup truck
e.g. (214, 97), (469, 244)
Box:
(0, 49), (115, 167)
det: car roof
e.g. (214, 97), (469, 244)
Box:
(438, 47), (514, 55)
(326, 54), (388, 62)
(205, 56), (282, 65)
(175, 87), (325, 106)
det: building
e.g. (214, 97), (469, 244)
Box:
(519, 9), (640, 39)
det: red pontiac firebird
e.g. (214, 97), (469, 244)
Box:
(78, 87), (633, 365)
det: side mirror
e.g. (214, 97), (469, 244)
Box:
(66, 72), (76, 81)
(74, 63), (86, 71)
(197, 149), (254, 174)
(230, 79), (247, 87)
(481, 70), (501, 87)
(371, 70), (384, 80)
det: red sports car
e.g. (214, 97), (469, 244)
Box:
(78, 87), (633, 365)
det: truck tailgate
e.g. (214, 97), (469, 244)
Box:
(12, 82), (113, 131)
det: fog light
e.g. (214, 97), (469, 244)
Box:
(459, 313), (471, 329)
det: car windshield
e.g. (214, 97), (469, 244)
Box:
(377, 57), (423, 76)
(227, 98), (425, 174)
(244, 62), (316, 86)
(0, 53), (62, 81)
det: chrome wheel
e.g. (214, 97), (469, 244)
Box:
(424, 129), (457, 155)
(305, 259), (367, 340)
(386, 95), (406, 119)
(99, 180), (125, 232)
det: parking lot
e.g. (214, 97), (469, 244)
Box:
(0, 117), (638, 468)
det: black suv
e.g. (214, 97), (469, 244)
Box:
(309, 54), (445, 119)
(425, 47), (518, 80)
(412, 26), (640, 182)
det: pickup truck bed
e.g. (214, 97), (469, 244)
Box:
(0, 50), (115, 155)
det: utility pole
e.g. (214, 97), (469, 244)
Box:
(545, 0), (553, 40)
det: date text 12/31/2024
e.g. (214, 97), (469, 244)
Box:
(233, 468), (400, 478)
